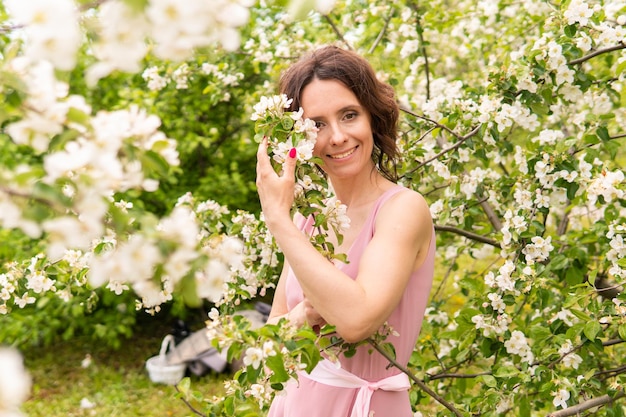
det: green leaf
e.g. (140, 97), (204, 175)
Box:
(519, 395), (531, 417)
(176, 377), (191, 395)
(494, 365), (519, 378)
(482, 374), (497, 388)
(566, 182), (579, 200)
(596, 126), (610, 141)
(223, 395), (235, 415)
(583, 320), (602, 341)
(266, 354), (289, 383)
(565, 267), (584, 285)
(564, 24), (577, 37)
(140, 150), (170, 178)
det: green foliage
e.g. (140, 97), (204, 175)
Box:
(2, 0), (626, 416)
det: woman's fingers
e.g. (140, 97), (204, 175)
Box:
(256, 137), (272, 180)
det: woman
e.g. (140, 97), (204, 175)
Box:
(256, 45), (435, 417)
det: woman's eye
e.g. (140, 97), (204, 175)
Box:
(314, 121), (325, 128)
(344, 112), (357, 120)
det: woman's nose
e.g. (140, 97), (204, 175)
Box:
(328, 123), (347, 145)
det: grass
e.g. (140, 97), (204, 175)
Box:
(22, 315), (229, 417)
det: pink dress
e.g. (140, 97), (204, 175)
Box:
(267, 186), (436, 417)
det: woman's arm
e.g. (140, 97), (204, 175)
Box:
(267, 247), (327, 329)
(266, 262), (290, 325)
(256, 140), (432, 342)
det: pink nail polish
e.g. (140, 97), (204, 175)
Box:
(289, 148), (297, 158)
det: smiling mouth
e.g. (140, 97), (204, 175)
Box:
(328, 147), (357, 159)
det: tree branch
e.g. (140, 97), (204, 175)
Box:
(367, 339), (464, 417)
(603, 338), (626, 347)
(400, 106), (466, 139)
(368, 7), (394, 55)
(410, 125), (481, 172)
(547, 390), (625, 417)
(174, 384), (207, 417)
(323, 15), (353, 50)
(477, 191), (503, 232)
(0, 23), (24, 34)
(428, 371), (491, 380)
(595, 364), (626, 380)
(408, 2), (431, 100)
(568, 42), (626, 65)
(0, 184), (67, 213)
(435, 224), (501, 248)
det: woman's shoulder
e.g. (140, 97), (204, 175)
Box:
(386, 184), (429, 208)
(378, 185), (432, 228)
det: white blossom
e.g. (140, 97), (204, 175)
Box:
(243, 346), (264, 369)
(564, 0), (594, 26)
(552, 389), (570, 409)
(0, 348), (31, 415)
(5, 0), (81, 70)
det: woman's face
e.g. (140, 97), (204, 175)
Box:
(300, 78), (375, 180)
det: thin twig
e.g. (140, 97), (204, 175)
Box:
(367, 339), (464, 417)
(603, 338), (625, 347)
(595, 365), (626, 380)
(368, 7), (394, 55)
(174, 384), (207, 417)
(400, 106), (463, 139)
(0, 184), (67, 213)
(411, 125), (481, 172)
(434, 225), (501, 248)
(323, 15), (353, 51)
(0, 23), (24, 34)
(568, 42), (626, 65)
(428, 371), (491, 380)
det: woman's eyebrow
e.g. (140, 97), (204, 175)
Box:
(306, 104), (363, 120)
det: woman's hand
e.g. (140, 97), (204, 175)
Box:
(288, 297), (327, 330)
(255, 137), (297, 228)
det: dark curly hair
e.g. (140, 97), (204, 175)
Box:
(278, 45), (400, 182)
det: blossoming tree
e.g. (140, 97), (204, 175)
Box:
(1, 0), (625, 416)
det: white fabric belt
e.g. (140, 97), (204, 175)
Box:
(299, 359), (410, 417)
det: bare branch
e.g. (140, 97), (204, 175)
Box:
(595, 365), (626, 380)
(556, 210), (569, 236)
(412, 125), (481, 172)
(323, 15), (353, 51)
(603, 339), (626, 347)
(368, 7), (394, 55)
(435, 224), (501, 248)
(547, 390), (625, 417)
(568, 42), (626, 65)
(428, 371), (491, 381)
(400, 106), (464, 139)
(478, 193), (503, 232)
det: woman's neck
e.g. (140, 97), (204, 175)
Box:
(329, 170), (394, 208)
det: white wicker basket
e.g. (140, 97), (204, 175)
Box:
(146, 335), (186, 385)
